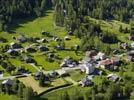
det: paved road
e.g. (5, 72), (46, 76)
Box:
(31, 63), (81, 74)
(43, 66), (81, 75)
(0, 74), (30, 81)
(30, 64), (41, 71)
(0, 63), (81, 81)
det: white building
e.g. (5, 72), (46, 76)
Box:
(131, 42), (134, 49)
(80, 62), (95, 74)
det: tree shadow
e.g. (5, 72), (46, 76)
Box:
(7, 10), (53, 33)
(34, 96), (48, 100)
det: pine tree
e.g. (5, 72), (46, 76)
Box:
(39, 73), (45, 87)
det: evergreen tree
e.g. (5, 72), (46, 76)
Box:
(39, 73), (45, 87)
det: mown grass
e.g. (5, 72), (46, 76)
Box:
(19, 76), (68, 95)
(0, 94), (18, 100)
(69, 70), (86, 82)
(40, 85), (91, 100)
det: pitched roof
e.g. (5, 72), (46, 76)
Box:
(2, 79), (14, 86)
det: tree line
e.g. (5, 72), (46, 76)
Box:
(0, 0), (52, 31)
(0, 79), (35, 100)
(54, 0), (134, 27)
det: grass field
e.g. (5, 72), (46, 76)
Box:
(0, 94), (18, 100)
(40, 85), (91, 100)
(69, 70), (86, 82)
(19, 76), (68, 95)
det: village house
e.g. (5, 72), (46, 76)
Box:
(107, 74), (119, 82)
(63, 9), (67, 16)
(48, 71), (59, 78)
(68, 31), (73, 35)
(41, 31), (49, 36)
(27, 37), (36, 43)
(17, 34), (28, 43)
(38, 46), (49, 52)
(64, 36), (71, 40)
(7, 49), (19, 56)
(34, 71), (43, 80)
(131, 42), (134, 49)
(10, 42), (23, 49)
(129, 35), (134, 41)
(80, 57), (94, 64)
(2, 79), (14, 86)
(74, 44), (80, 50)
(86, 50), (97, 58)
(42, 38), (48, 43)
(16, 66), (30, 74)
(53, 36), (61, 42)
(28, 37), (40, 43)
(48, 53), (55, 59)
(79, 76), (94, 87)
(112, 49), (120, 55)
(119, 42), (129, 50)
(127, 50), (134, 61)
(93, 52), (106, 61)
(55, 45), (64, 50)
(60, 56), (77, 68)
(99, 59), (111, 69)
(99, 56), (120, 70)
(25, 46), (36, 53)
(56, 70), (68, 76)
(80, 62), (95, 75)
(24, 56), (36, 64)
(34, 71), (50, 81)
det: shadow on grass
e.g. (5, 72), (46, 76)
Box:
(7, 10), (53, 33)
(34, 96), (48, 100)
